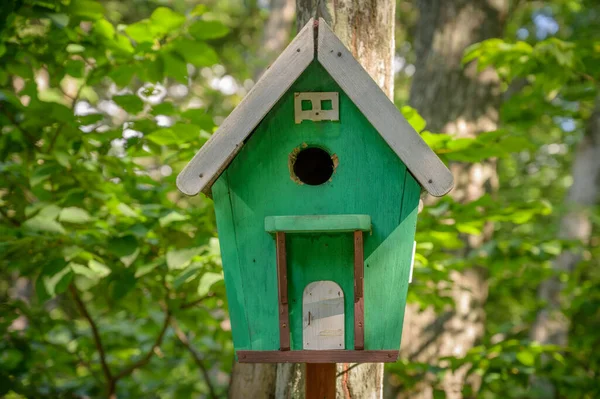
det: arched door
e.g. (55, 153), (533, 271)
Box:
(302, 281), (344, 350)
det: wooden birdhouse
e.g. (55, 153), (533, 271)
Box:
(177, 18), (453, 363)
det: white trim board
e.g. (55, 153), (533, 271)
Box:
(176, 18), (453, 197)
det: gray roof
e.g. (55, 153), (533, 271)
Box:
(177, 18), (454, 197)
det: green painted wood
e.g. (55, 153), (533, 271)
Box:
(264, 215), (371, 233)
(288, 234), (354, 349)
(364, 171), (420, 349)
(211, 171), (252, 350)
(212, 62), (421, 352)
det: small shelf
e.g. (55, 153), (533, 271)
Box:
(265, 215), (371, 234)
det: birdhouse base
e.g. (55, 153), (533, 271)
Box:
(236, 350), (398, 363)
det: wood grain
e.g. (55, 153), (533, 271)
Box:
(306, 363), (336, 399)
(265, 214), (371, 233)
(303, 281), (345, 350)
(236, 350), (399, 363)
(353, 231), (365, 350)
(276, 232), (290, 350)
(176, 18), (315, 197)
(316, 18), (453, 197)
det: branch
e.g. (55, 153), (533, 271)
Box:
(69, 284), (113, 383)
(180, 294), (212, 310)
(172, 319), (218, 399)
(113, 310), (171, 380)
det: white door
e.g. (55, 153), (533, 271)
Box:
(302, 281), (344, 350)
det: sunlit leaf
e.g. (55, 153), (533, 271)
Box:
(189, 20), (230, 40)
(198, 272), (223, 296)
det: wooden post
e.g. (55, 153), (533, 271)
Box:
(305, 363), (336, 399)
(276, 231), (290, 351)
(354, 230), (365, 350)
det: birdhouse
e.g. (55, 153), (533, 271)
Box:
(177, 18), (453, 363)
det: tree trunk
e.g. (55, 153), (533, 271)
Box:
(530, 96), (600, 397)
(396, 1), (508, 398)
(292, 1), (396, 398)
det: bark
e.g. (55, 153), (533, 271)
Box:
(529, 96), (600, 397)
(393, 1), (508, 398)
(228, 363), (278, 399)
(296, 0), (396, 98)
(290, 1), (395, 398)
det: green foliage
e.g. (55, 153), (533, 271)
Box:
(0, 0), (598, 398)
(0, 0), (252, 396)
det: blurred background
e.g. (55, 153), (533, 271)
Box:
(0, 0), (599, 398)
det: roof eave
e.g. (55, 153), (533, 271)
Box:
(176, 18), (316, 197)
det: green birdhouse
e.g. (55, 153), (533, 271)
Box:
(177, 18), (453, 363)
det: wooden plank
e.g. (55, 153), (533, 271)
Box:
(210, 172), (252, 350)
(316, 18), (453, 197)
(236, 350), (399, 363)
(306, 363), (336, 399)
(276, 232), (290, 350)
(176, 18), (315, 197)
(265, 215), (371, 233)
(303, 281), (344, 350)
(364, 171), (421, 349)
(353, 231), (365, 350)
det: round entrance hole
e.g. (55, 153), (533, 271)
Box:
(292, 147), (334, 185)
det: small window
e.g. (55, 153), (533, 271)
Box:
(321, 99), (333, 110)
(292, 147), (334, 186)
(301, 100), (312, 111)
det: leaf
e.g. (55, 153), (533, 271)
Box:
(69, 0), (105, 21)
(161, 51), (188, 83)
(113, 94), (144, 114)
(58, 207), (91, 224)
(65, 59), (85, 78)
(151, 101), (176, 116)
(71, 263), (100, 280)
(135, 260), (163, 277)
(159, 211), (188, 227)
(401, 106), (427, 132)
(516, 351), (535, 366)
(189, 20), (230, 40)
(88, 259), (111, 278)
(38, 259), (72, 299)
(117, 203), (138, 218)
(23, 216), (66, 235)
(173, 39), (218, 66)
(95, 19), (116, 40)
(109, 65), (137, 87)
(48, 13), (70, 28)
(198, 272), (223, 296)
(146, 123), (200, 145)
(110, 271), (136, 300)
(66, 44), (85, 53)
(125, 21), (154, 43)
(191, 4), (207, 16)
(150, 7), (186, 35)
(173, 263), (202, 289)
(166, 247), (202, 270)
(107, 235), (138, 258)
